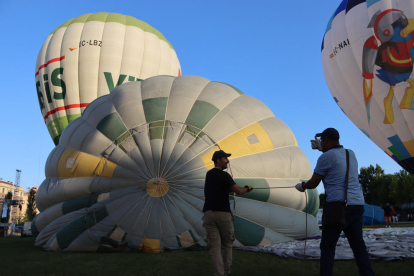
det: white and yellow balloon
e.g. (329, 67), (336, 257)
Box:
(32, 76), (319, 253)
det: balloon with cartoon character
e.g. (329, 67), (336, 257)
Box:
(322, 0), (414, 174)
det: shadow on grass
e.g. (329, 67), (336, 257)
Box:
(0, 238), (412, 276)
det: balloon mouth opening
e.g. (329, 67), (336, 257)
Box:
(146, 178), (169, 197)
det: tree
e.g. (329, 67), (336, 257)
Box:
(1, 192), (13, 223)
(390, 170), (414, 206)
(319, 193), (326, 209)
(370, 174), (396, 206)
(17, 215), (26, 224)
(358, 164), (384, 203)
(25, 189), (37, 221)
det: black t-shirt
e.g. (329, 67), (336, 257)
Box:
(203, 168), (236, 213)
(383, 205), (392, 216)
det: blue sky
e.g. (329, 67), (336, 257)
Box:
(0, 0), (403, 194)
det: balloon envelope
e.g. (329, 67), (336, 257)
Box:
(35, 13), (181, 145)
(322, 0), (414, 174)
(33, 75), (319, 252)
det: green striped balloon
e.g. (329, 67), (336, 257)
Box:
(33, 75), (319, 252)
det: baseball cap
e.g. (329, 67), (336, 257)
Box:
(212, 150), (231, 162)
(315, 128), (340, 141)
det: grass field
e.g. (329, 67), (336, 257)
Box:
(0, 237), (413, 276)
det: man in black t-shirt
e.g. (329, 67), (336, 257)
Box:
(203, 150), (253, 276)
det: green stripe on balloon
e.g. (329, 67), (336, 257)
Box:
(234, 216), (265, 246)
(302, 188), (319, 216)
(142, 97), (168, 122)
(185, 100), (219, 130)
(85, 12), (108, 23)
(47, 114), (82, 140)
(125, 16), (173, 49)
(97, 113), (128, 141)
(149, 121), (168, 140)
(388, 146), (403, 161)
(49, 18), (76, 35)
(50, 13), (174, 49)
(70, 13), (90, 24)
(57, 206), (109, 250)
(115, 132), (132, 146)
(62, 194), (99, 215)
(105, 13), (126, 24)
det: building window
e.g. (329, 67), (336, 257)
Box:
(2, 188), (4, 193)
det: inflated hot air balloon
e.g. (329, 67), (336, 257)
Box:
(32, 75), (319, 252)
(35, 13), (181, 145)
(322, 0), (414, 174)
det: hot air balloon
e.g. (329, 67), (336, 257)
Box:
(322, 0), (414, 174)
(35, 12), (181, 145)
(32, 75), (319, 252)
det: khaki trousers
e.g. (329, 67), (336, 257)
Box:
(203, 211), (235, 276)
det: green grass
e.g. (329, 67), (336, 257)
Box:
(0, 237), (413, 276)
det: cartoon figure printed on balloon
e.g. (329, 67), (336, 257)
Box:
(362, 9), (414, 124)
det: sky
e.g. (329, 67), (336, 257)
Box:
(0, 0), (404, 194)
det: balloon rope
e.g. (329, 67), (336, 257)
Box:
(303, 190), (307, 276)
(253, 187), (295, 189)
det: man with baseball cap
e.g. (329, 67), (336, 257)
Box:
(295, 128), (375, 276)
(203, 150), (253, 276)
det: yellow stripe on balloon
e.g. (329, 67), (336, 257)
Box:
(403, 139), (414, 157)
(58, 148), (117, 177)
(201, 122), (273, 169)
(292, 133), (298, 147)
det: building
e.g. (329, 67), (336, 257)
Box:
(0, 178), (32, 224)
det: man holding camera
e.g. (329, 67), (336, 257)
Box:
(295, 128), (374, 276)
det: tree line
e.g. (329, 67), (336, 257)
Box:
(319, 164), (414, 212)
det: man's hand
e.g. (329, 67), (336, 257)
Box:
(244, 185), (253, 192)
(311, 137), (322, 151)
(295, 182), (306, 192)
